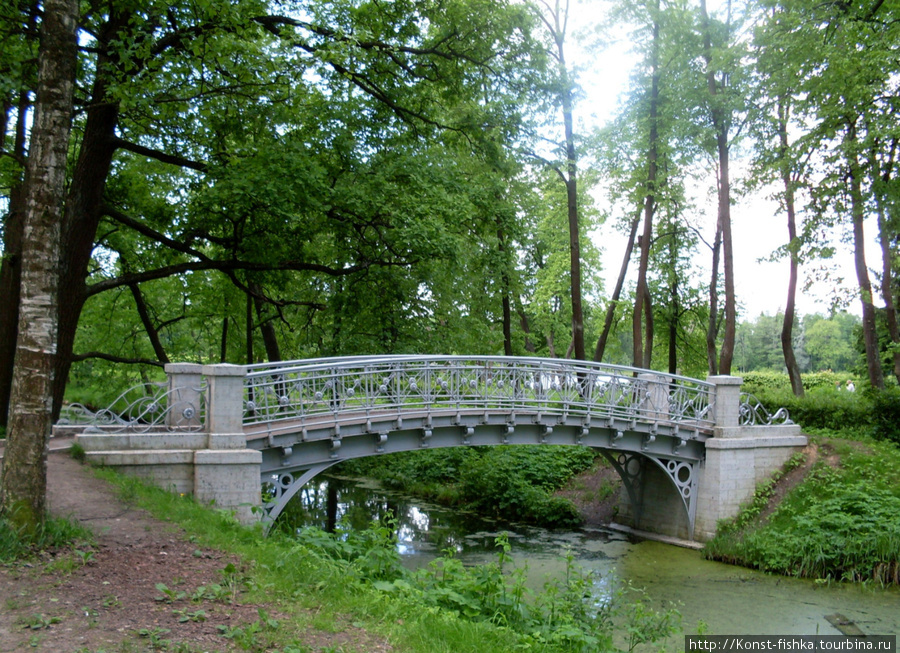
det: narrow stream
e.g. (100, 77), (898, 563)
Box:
(291, 476), (900, 637)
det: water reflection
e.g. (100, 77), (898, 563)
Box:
(286, 476), (900, 637)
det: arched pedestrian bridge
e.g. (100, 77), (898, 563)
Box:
(61, 355), (806, 542)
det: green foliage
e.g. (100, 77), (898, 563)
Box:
(751, 385), (869, 432)
(342, 446), (597, 528)
(706, 439), (900, 585)
(0, 514), (93, 563)
(712, 453), (805, 537)
(93, 465), (680, 652)
(743, 372), (900, 441)
(742, 370), (852, 394)
(868, 386), (900, 446)
(293, 519), (406, 583)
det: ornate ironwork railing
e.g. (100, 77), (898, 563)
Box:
(60, 381), (206, 433)
(739, 393), (793, 426)
(243, 355), (715, 436)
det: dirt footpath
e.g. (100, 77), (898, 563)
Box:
(0, 451), (262, 652)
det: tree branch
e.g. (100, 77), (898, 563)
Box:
(70, 351), (166, 367)
(112, 137), (207, 172)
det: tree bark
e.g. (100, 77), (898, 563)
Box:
(700, 0), (736, 375)
(51, 14), (128, 419)
(542, 2), (585, 361)
(497, 227), (514, 356)
(0, 0), (78, 529)
(128, 283), (170, 364)
(251, 283), (283, 363)
(0, 1), (38, 428)
(633, 1), (660, 371)
(220, 314), (229, 363)
(846, 119), (884, 389)
(871, 138), (900, 384)
(777, 101), (804, 396)
(0, 91), (31, 427)
(707, 221), (722, 376)
(667, 229), (680, 375)
(514, 297), (536, 353)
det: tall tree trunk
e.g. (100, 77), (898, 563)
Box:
(514, 297), (536, 353)
(543, 2), (585, 360)
(846, 119), (885, 389)
(871, 138), (900, 384)
(497, 226), (514, 356)
(0, 0), (78, 529)
(633, 2), (660, 371)
(128, 283), (170, 364)
(668, 229), (680, 375)
(250, 283), (282, 363)
(0, 89), (32, 427)
(594, 208), (641, 362)
(778, 101), (804, 396)
(0, 1), (38, 428)
(700, 0), (736, 375)
(52, 15), (127, 418)
(245, 291), (255, 365)
(707, 222), (722, 376)
(562, 97), (585, 360)
(220, 314), (229, 363)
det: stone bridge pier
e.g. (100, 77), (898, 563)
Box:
(616, 376), (806, 541)
(68, 364), (262, 525)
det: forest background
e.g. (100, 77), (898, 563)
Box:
(1, 0), (898, 442)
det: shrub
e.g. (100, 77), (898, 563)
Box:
(869, 386), (900, 445)
(749, 385), (869, 432)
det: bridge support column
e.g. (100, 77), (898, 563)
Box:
(692, 375), (806, 542)
(196, 364), (262, 524)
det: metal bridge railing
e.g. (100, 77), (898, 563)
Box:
(242, 355), (715, 436)
(59, 381), (206, 433)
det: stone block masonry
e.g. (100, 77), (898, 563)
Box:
(71, 363), (263, 525)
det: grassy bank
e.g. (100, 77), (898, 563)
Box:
(705, 435), (900, 585)
(81, 466), (680, 652)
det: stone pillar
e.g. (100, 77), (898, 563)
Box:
(165, 363), (204, 429)
(638, 373), (670, 421)
(194, 364), (262, 524)
(708, 375), (743, 436)
(202, 364), (248, 449)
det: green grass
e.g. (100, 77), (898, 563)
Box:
(91, 467), (680, 652)
(0, 512), (94, 563)
(705, 435), (900, 585)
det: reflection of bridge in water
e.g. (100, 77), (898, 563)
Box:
(61, 356), (806, 542)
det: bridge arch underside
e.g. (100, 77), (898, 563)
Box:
(250, 411), (707, 539)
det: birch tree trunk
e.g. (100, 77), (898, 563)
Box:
(0, 0), (79, 530)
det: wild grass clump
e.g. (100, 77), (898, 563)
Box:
(341, 446), (597, 528)
(0, 513), (94, 562)
(706, 439), (900, 585)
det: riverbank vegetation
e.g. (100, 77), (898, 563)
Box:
(92, 466), (680, 652)
(742, 371), (900, 445)
(337, 446), (599, 528)
(706, 373), (900, 584)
